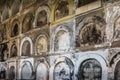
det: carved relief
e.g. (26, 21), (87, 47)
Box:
(78, 0), (97, 7)
(54, 57), (74, 80)
(22, 41), (30, 56)
(22, 14), (33, 33)
(55, 30), (70, 51)
(37, 10), (47, 27)
(11, 44), (17, 57)
(36, 63), (48, 80)
(78, 16), (105, 46)
(78, 59), (102, 80)
(55, 0), (69, 20)
(36, 35), (48, 54)
(21, 62), (33, 79)
(9, 66), (15, 80)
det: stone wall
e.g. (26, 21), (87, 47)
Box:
(0, 0), (119, 80)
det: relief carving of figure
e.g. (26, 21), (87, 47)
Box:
(79, 16), (105, 46)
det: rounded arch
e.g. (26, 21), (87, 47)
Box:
(11, 19), (19, 37)
(50, 57), (74, 80)
(11, 0), (20, 16)
(110, 52), (120, 80)
(10, 43), (17, 58)
(76, 16), (106, 46)
(35, 33), (49, 55)
(34, 5), (50, 27)
(0, 65), (7, 79)
(22, 13), (33, 33)
(9, 66), (15, 80)
(20, 37), (33, 56)
(54, 0), (69, 20)
(74, 53), (108, 80)
(51, 25), (73, 52)
(78, 59), (102, 80)
(35, 57), (49, 80)
(20, 61), (33, 79)
(51, 0), (74, 21)
(114, 60), (120, 80)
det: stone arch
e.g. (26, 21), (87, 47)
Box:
(110, 52), (120, 80)
(35, 58), (49, 80)
(20, 61), (33, 79)
(51, 25), (73, 52)
(2, 6), (9, 21)
(1, 43), (8, 61)
(20, 37), (33, 56)
(54, 0), (69, 20)
(50, 57), (74, 80)
(34, 6), (50, 27)
(0, 66), (7, 79)
(9, 66), (15, 80)
(76, 16), (106, 47)
(10, 44), (17, 58)
(35, 33), (49, 55)
(74, 53), (108, 80)
(78, 59), (102, 80)
(11, 0), (20, 16)
(11, 19), (19, 37)
(22, 13), (33, 33)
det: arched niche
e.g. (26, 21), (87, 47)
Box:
(11, 20), (19, 37)
(20, 37), (33, 56)
(77, 0), (97, 7)
(36, 63), (48, 80)
(55, 0), (69, 20)
(11, 0), (20, 16)
(53, 57), (74, 80)
(75, 53), (108, 80)
(22, 40), (30, 56)
(51, 25), (73, 52)
(10, 44), (17, 57)
(34, 6), (50, 28)
(0, 66), (6, 79)
(77, 16), (106, 47)
(1, 43), (8, 61)
(9, 66), (15, 80)
(21, 61), (33, 79)
(55, 30), (70, 51)
(2, 7), (9, 21)
(22, 13), (33, 33)
(37, 10), (47, 27)
(78, 59), (102, 80)
(36, 34), (48, 54)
